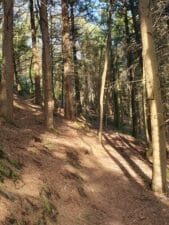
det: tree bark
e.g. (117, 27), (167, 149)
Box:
(112, 43), (120, 128)
(70, 1), (82, 117)
(0, 0), (14, 121)
(29, 55), (34, 94)
(39, 0), (54, 129)
(49, 12), (56, 102)
(61, 0), (74, 120)
(30, 0), (42, 105)
(99, 0), (112, 142)
(124, 3), (138, 137)
(139, 0), (167, 193)
(129, 0), (151, 142)
(13, 50), (21, 93)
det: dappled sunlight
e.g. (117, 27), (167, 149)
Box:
(15, 169), (42, 198)
(0, 97), (169, 225)
(14, 100), (28, 110)
(0, 0), (168, 223)
(0, 200), (11, 222)
(102, 133), (152, 187)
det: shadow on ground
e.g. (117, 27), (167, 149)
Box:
(0, 98), (169, 225)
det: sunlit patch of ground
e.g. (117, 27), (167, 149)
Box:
(0, 97), (169, 225)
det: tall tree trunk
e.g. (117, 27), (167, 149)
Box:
(129, 0), (141, 45)
(49, 12), (56, 102)
(96, 46), (103, 115)
(129, 0), (151, 144)
(29, 55), (34, 94)
(83, 65), (89, 113)
(139, 0), (167, 193)
(39, 0), (54, 129)
(30, 0), (42, 105)
(70, 1), (82, 117)
(124, 4), (138, 137)
(112, 43), (120, 128)
(61, 0), (74, 120)
(61, 39), (64, 108)
(142, 67), (152, 158)
(0, 0), (14, 121)
(99, 0), (112, 142)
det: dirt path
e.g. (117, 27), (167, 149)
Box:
(0, 98), (169, 225)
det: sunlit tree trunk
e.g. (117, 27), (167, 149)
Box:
(0, 0), (14, 121)
(143, 66), (152, 159)
(30, 0), (42, 105)
(96, 47), (103, 115)
(39, 0), (54, 129)
(61, 0), (74, 120)
(129, 0), (150, 142)
(139, 0), (167, 193)
(29, 55), (34, 93)
(99, 0), (112, 142)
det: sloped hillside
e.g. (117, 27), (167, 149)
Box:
(0, 98), (169, 225)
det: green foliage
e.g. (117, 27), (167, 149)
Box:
(40, 186), (58, 221)
(0, 161), (13, 179)
(167, 168), (169, 180)
(7, 159), (23, 170)
(42, 197), (54, 215)
(0, 160), (20, 182)
(13, 9), (33, 97)
(17, 76), (33, 97)
(0, 145), (21, 183)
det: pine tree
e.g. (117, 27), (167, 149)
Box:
(99, 0), (112, 142)
(61, 0), (74, 120)
(139, 0), (167, 193)
(0, 0), (14, 121)
(39, 0), (54, 129)
(29, 0), (42, 105)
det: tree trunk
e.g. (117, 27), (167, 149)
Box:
(112, 43), (120, 128)
(61, 0), (74, 120)
(39, 0), (54, 129)
(30, 0), (42, 105)
(29, 55), (34, 94)
(129, 0), (141, 45)
(99, 0), (112, 142)
(0, 0), (14, 121)
(49, 12), (56, 102)
(61, 40), (64, 109)
(124, 3), (138, 137)
(139, 0), (167, 193)
(129, 0), (150, 142)
(70, 1), (82, 117)
(13, 50), (21, 93)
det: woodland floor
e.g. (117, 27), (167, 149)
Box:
(0, 97), (169, 225)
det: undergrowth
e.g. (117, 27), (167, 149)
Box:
(0, 145), (22, 183)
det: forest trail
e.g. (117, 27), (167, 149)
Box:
(0, 97), (169, 225)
